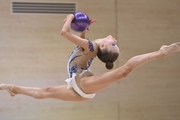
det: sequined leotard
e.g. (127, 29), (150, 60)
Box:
(65, 40), (98, 99)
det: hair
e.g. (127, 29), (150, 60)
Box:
(97, 48), (119, 69)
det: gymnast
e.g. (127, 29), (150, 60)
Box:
(0, 14), (180, 102)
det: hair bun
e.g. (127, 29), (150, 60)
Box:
(105, 62), (114, 69)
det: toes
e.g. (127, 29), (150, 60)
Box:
(0, 85), (2, 90)
(162, 42), (180, 52)
(172, 42), (180, 52)
(0, 84), (5, 90)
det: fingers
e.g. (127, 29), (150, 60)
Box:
(87, 19), (96, 31)
(63, 18), (67, 23)
(63, 14), (74, 23)
(89, 19), (96, 25)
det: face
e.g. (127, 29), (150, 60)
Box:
(103, 35), (120, 53)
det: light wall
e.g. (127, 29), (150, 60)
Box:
(0, 0), (180, 120)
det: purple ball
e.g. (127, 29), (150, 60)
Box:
(71, 12), (90, 32)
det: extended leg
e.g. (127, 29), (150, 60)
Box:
(81, 42), (180, 93)
(0, 84), (88, 102)
(125, 42), (180, 70)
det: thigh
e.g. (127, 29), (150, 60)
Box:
(80, 65), (129, 93)
(45, 85), (89, 102)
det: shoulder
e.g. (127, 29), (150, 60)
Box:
(84, 39), (98, 53)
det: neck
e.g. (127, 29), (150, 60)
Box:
(94, 39), (104, 47)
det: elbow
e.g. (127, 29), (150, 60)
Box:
(60, 30), (66, 36)
(60, 30), (71, 38)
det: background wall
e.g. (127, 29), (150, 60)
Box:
(0, 0), (180, 120)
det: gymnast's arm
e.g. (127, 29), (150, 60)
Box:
(60, 14), (90, 52)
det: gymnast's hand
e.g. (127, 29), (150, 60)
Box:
(63, 14), (74, 23)
(87, 19), (96, 31)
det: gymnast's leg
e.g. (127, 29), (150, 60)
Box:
(80, 42), (180, 93)
(0, 42), (179, 100)
(0, 84), (88, 101)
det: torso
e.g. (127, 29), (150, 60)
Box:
(67, 40), (98, 78)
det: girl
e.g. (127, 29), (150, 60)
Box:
(0, 14), (180, 102)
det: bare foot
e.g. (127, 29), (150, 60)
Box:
(159, 42), (180, 57)
(0, 84), (16, 97)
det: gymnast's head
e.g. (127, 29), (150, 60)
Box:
(95, 35), (120, 69)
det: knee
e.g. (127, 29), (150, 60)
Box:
(33, 87), (51, 99)
(119, 66), (133, 78)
